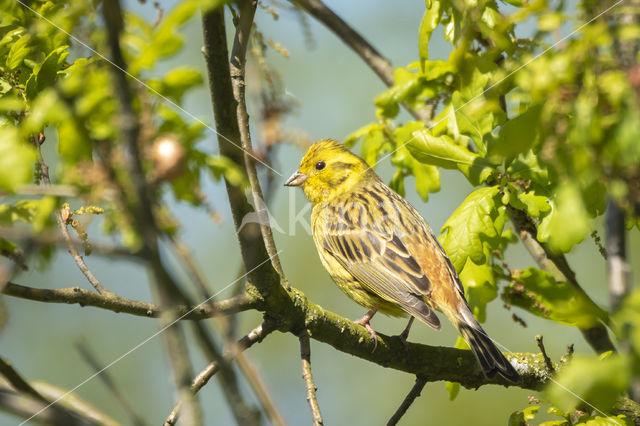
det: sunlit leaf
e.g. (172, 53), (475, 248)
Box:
(538, 183), (592, 253)
(488, 105), (541, 165)
(439, 186), (503, 271)
(408, 129), (494, 185)
(0, 127), (35, 191)
(503, 267), (608, 328)
(546, 354), (631, 413)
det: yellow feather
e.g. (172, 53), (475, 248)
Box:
(286, 139), (520, 382)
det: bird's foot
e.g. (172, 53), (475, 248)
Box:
(355, 309), (378, 352)
(393, 317), (414, 352)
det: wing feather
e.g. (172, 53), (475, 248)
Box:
(319, 183), (443, 330)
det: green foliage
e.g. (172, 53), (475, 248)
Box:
(547, 353), (631, 414)
(439, 186), (506, 272)
(0, 0), (234, 254)
(503, 267), (608, 328)
(538, 183), (593, 253)
(0, 126), (35, 191)
(345, 0), (640, 421)
(509, 405), (539, 425)
(510, 402), (634, 426)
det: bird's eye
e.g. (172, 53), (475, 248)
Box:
(315, 161), (326, 170)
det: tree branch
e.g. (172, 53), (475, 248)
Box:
(32, 134), (109, 295)
(167, 235), (284, 423)
(0, 227), (143, 261)
(189, 321), (260, 425)
(255, 285), (640, 420)
(299, 331), (323, 426)
(508, 206), (616, 354)
(289, 0), (394, 86)
(74, 342), (145, 426)
(0, 359), (105, 426)
(202, 7), (283, 294)
(164, 321), (274, 426)
(386, 376), (427, 426)
(102, 1), (203, 423)
(606, 196), (630, 311)
(289, 0), (430, 123)
(230, 0), (287, 284)
(235, 352), (287, 426)
(1, 282), (255, 320)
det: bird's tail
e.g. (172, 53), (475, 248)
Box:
(455, 307), (520, 382)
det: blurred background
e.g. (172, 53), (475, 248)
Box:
(2, 0), (639, 424)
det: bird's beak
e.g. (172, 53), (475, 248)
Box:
(284, 170), (308, 187)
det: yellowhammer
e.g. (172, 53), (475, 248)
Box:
(285, 139), (519, 382)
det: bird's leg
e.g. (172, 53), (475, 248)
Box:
(395, 317), (415, 350)
(354, 308), (378, 351)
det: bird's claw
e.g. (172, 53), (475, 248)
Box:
(393, 317), (414, 353)
(355, 310), (378, 352)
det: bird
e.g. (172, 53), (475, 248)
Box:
(284, 139), (520, 382)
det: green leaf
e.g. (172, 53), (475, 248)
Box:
(0, 127), (35, 191)
(503, 267), (608, 328)
(27, 45), (69, 100)
(390, 122), (440, 201)
(488, 105), (541, 165)
(538, 183), (591, 253)
(546, 354), (631, 413)
(374, 68), (423, 114)
(360, 129), (387, 167)
(0, 93), (26, 112)
(408, 129), (494, 185)
(0, 198), (55, 230)
(206, 155), (248, 188)
(445, 381), (460, 401)
(418, 0), (441, 65)
(6, 32), (31, 69)
(459, 257), (497, 322)
(0, 202), (35, 224)
(343, 123), (384, 148)
(516, 190), (551, 218)
(509, 405), (539, 426)
(439, 186), (501, 272)
(575, 415), (633, 426)
(413, 162), (440, 201)
(148, 66), (203, 103)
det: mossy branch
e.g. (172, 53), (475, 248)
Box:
(1, 282), (256, 319)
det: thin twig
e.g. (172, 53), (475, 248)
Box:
(189, 321), (260, 426)
(12, 184), (79, 197)
(74, 341), (146, 426)
(0, 358), (47, 402)
(0, 227), (140, 260)
(535, 334), (555, 373)
(164, 321), (274, 426)
(167, 235), (283, 423)
(508, 206), (616, 354)
(31, 135), (109, 295)
(201, 4), (283, 298)
(230, 0), (287, 285)
(235, 353), (288, 426)
(290, 0), (394, 85)
(289, 0), (430, 123)
(299, 331), (323, 426)
(386, 375), (427, 426)
(2, 281), (255, 319)
(0, 358), (99, 425)
(102, 1), (202, 423)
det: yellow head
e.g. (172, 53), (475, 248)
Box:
(284, 139), (373, 204)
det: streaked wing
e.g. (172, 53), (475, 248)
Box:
(320, 190), (441, 330)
